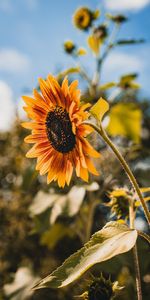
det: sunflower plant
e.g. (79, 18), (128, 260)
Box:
(20, 5), (150, 300)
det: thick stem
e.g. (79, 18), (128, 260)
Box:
(87, 122), (150, 225)
(129, 203), (142, 300)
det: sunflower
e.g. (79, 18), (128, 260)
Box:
(22, 75), (100, 188)
(73, 7), (96, 31)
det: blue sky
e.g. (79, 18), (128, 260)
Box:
(0, 0), (150, 130)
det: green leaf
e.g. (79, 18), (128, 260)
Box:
(33, 221), (137, 289)
(106, 103), (142, 143)
(90, 97), (109, 122)
(115, 39), (145, 46)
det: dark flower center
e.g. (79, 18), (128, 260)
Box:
(46, 106), (76, 153)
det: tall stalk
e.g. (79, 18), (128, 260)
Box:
(86, 122), (150, 225)
(129, 201), (142, 300)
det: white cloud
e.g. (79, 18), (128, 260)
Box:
(104, 0), (150, 11)
(102, 51), (143, 82)
(0, 48), (30, 73)
(0, 81), (16, 131)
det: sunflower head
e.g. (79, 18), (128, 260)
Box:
(22, 75), (100, 188)
(64, 40), (76, 54)
(80, 274), (122, 300)
(73, 7), (98, 31)
(108, 188), (131, 219)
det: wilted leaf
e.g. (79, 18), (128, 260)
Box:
(33, 221), (137, 289)
(29, 190), (57, 216)
(106, 103), (142, 143)
(84, 182), (99, 191)
(4, 267), (39, 300)
(90, 97), (109, 122)
(50, 186), (86, 224)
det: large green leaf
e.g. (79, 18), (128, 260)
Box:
(33, 222), (137, 289)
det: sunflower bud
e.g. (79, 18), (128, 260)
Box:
(73, 7), (100, 31)
(108, 189), (131, 219)
(106, 13), (128, 24)
(93, 24), (108, 40)
(87, 274), (122, 300)
(64, 40), (76, 54)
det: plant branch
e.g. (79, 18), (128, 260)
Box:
(85, 122), (150, 225)
(93, 24), (120, 86)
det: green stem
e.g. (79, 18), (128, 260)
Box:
(86, 122), (150, 225)
(93, 24), (120, 87)
(129, 203), (142, 300)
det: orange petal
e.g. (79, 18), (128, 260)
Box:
(61, 76), (69, 98)
(85, 157), (99, 176)
(66, 158), (73, 185)
(80, 166), (89, 182)
(39, 78), (56, 105)
(21, 122), (45, 130)
(24, 134), (47, 144)
(81, 138), (100, 158)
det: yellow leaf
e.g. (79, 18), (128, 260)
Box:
(57, 67), (80, 80)
(90, 97), (109, 122)
(106, 103), (142, 143)
(99, 82), (116, 90)
(120, 73), (138, 83)
(87, 35), (101, 56)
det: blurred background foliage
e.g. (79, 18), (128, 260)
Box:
(0, 3), (150, 300)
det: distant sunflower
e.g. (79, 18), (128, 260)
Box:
(73, 7), (93, 30)
(22, 75), (100, 187)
